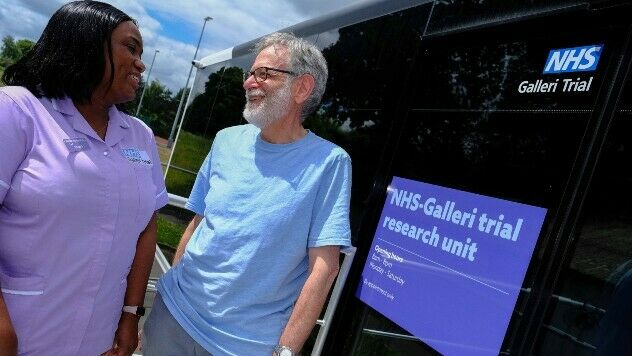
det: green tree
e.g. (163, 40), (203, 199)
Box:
(1, 36), (21, 64)
(1, 36), (34, 66)
(15, 39), (35, 57)
(1, 36), (35, 85)
(182, 66), (246, 139)
(120, 79), (180, 138)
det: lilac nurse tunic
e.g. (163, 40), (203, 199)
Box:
(0, 86), (168, 355)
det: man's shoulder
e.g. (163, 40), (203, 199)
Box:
(216, 123), (257, 139)
(309, 132), (351, 163)
(210, 124), (255, 148)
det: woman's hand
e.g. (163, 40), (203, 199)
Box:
(103, 313), (139, 356)
(0, 294), (17, 356)
(0, 323), (17, 356)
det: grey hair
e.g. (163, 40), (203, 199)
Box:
(253, 32), (328, 121)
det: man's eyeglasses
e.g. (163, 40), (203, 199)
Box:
(243, 66), (297, 83)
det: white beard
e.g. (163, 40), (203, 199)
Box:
(243, 80), (292, 129)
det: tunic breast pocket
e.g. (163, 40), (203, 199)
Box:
(133, 164), (156, 231)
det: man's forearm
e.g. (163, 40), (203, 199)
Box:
(173, 215), (203, 265)
(278, 272), (335, 352)
(278, 246), (340, 353)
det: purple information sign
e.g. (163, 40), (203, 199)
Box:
(357, 177), (547, 355)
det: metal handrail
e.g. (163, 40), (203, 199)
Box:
(160, 162), (197, 176)
(158, 195), (357, 356)
(543, 324), (597, 350)
(154, 246), (171, 274)
(360, 328), (419, 341)
(312, 247), (357, 356)
(167, 193), (188, 209)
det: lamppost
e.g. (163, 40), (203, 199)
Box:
(167, 16), (213, 147)
(135, 49), (159, 117)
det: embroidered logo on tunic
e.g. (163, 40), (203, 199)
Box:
(121, 148), (152, 165)
(63, 138), (90, 152)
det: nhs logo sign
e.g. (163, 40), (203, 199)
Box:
(543, 44), (603, 74)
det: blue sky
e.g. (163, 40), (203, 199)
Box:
(145, 8), (195, 45)
(0, 0), (364, 91)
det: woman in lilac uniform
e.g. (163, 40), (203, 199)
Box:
(0, 1), (168, 355)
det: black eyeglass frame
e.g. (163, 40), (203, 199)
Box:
(243, 66), (298, 83)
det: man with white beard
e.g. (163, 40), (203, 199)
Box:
(144, 32), (352, 356)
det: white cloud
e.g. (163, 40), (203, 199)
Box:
(0, 0), (53, 41)
(0, 0), (364, 92)
(16, 0), (65, 18)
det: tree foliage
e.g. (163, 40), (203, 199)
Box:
(0, 36), (35, 84)
(182, 66), (246, 139)
(120, 79), (179, 137)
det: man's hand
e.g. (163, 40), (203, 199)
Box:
(103, 314), (139, 356)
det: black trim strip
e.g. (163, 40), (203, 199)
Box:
(516, 23), (632, 356)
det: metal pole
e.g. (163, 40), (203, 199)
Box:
(167, 16), (212, 147)
(135, 49), (159, 117)
(163, 83), (195, 179)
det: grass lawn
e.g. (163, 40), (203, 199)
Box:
(164, 131), (212, 197)
(156, 214), (186, 249)
(170, 131), (212, 170)
(572, 222), (632, 280)
(165, 169), (197, 197)
(154, 132), (210, 247)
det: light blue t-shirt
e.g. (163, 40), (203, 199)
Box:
(158, 124), (352, 355)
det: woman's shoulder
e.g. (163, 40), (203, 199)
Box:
(0, 86), (45, 121)
(0, 87), (42, 137)
(1, 85), (34, 97)
(0, 86), (40, 108)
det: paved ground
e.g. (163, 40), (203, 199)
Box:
(154, 136), (171, 165)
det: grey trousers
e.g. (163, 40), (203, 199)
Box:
(142, 294), (213, 356)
